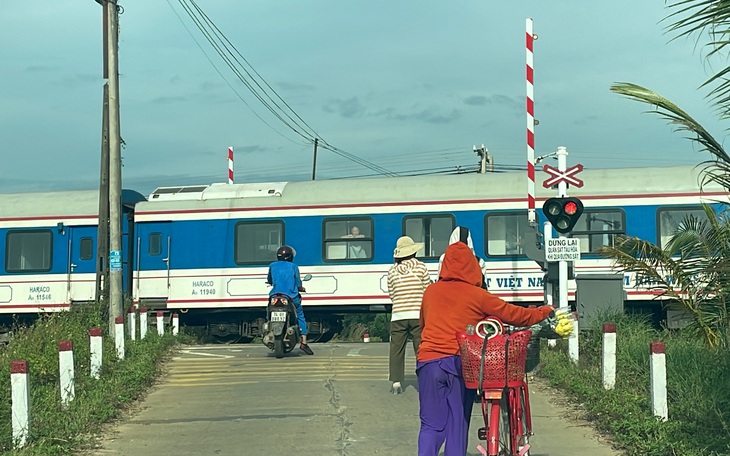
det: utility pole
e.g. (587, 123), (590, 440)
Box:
(474, 144), (489, 174)
(311, 138), (319, 180)
(100, 0), (124, 334)
(95, 83), (110, 307)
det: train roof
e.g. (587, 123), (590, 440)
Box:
(0, 189), (146, 219)
(138, 164), (726, 211)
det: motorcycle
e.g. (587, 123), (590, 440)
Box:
(262, 274), (312, 358)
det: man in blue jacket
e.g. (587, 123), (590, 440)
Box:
(267, 245), (314, 355)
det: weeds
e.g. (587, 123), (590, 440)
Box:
(0, 303), (177, 455)
(539, 312), (730, 456)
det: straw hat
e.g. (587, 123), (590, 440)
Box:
(393, 236), (423, 259)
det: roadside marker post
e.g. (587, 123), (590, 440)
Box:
(568, 312), (579, 364)
(11, 360), (30, 448)
(115, 316), (125, 360)
(128, 307), (136, 341)
(602, 324), (617, 390)
(90, 327), (103, 379)
(58, 340), (75, 407)
(650, 341), (669, 421)
(172, 313), (180, 336)
(156, 311), (164, 336)
(139, 307), (148, 339)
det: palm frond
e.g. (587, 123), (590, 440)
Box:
(664, 0), (730, 119)
(610, 83), (729, 162)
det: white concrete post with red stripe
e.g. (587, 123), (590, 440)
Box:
(650, 341), (668, 421)
(128, 307), (136, 341)
(115, 316), (125, 360)
(602, 323), (617, 390)
(139, 307), (148, 339)
(526, 18), (536, 226)
(156, 311), (164, 336)
(58, 340), (75, 407)
(90, 327), (103, 379)
(172, 313), (180, 336)
(228, 146), (234, 184)
(568, 312), (579, 364)
(11, 360), (31, 448)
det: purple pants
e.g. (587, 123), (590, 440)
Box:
(416, 355), (476, 456)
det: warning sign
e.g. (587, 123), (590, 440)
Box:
(546, 238), (581, 262)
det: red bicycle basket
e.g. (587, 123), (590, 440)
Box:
(456, 328), (532, 389)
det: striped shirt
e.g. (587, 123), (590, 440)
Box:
(387, 258), (431, 321)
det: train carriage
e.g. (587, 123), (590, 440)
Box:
(131, 164), (728, 340)
(0, 189), (145, 327)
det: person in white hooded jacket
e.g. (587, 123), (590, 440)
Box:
(437, 226), (489, 289)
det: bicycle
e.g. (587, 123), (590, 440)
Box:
(456, 318), (533, 456)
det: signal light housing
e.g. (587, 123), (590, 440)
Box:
(542, 197), (584, 234)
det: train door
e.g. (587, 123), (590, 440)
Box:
(135, 222), (172, 301)
(67, 226), (97, 303)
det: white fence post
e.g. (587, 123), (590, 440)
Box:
(602, 323), (616, 390)
(157, 311), (164, 336)
(58, 340), (75, 407)
(568, 312), (579, 364)
(115, 316), (125, 360)
(128, 307), (136, 341)
(172, 313), (179, 336)
(650, 341), (668, 421)
(11, 360), (30, 448)
(90, 327), (103, 379)
(139, 307), (148, 339)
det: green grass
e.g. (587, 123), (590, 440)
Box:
(0, 304), (179, 455)
(538, 312), (730, 456)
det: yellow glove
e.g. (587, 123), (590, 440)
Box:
(553, 309), (574, 338)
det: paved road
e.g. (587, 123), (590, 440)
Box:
(93, 343), (620, 456)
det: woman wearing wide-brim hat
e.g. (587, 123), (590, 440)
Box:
(386, 236), (431, 394)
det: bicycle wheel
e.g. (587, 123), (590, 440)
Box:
(517, 387), (531, 456)
(485, 393), (512, 456)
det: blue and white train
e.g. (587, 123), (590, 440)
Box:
(0, 165), (725, 339)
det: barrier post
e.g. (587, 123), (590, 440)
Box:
(90, 327), (103, 379)
(156, 311), (164, 336)
(650, 341), (668, 421)
(115, 316), (125, 360)
(11, 360), (30, 448)
(58, 340), (75, 407)
(139, 307), (148, 339)
(172, 313), (180, 336)
(128, 307), (136, 340)
(602, 323), (616, 390)
(568, 312), (579, 364)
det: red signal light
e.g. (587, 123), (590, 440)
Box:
(564, 201), (578, 215)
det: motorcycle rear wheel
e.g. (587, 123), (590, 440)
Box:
(274, 339), (285, 358)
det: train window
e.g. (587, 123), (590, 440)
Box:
(485, 212), (530, 257)
(149, 233), (162, 256)
(234, 221), (284, 264)
(657, 206), (710, 249)
(80, 238), (94, 261)
(403, 215), (454, 259)
(323, 218), (373, 261)
(6, 230), (53, 273)
(571, 209), (625, 253)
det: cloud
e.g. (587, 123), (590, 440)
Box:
(385, 107), (462, 124)
(463, 94), (521, 111)
(151, 95), (187, 104)
(278, 81), (316, 92)
(323, 97), (366, 118)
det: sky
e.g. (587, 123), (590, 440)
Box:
(1, 1), (728, 196)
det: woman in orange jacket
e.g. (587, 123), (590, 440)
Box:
(416, 242), (554, 456)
